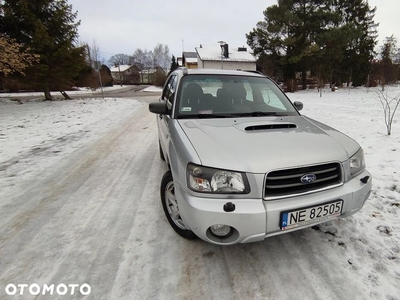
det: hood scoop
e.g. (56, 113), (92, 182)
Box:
(245, 123), (297, 131)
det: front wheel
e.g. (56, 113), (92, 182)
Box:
(160, 171), (196, 239)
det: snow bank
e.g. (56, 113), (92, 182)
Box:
(142, 86), (162, 92)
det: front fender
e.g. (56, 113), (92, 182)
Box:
(167, 120), (201, 188)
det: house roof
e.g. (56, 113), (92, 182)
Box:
(140, 67), (166, 74)
(182, 52), (198, 65)
(110, 65), (137, 72)
(195, 45), (256, 62)
(183, 51), (197, 58)
(140, 68), (157, 74)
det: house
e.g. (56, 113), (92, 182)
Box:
(139, 67), (167, 84)
(195, 44), (256, 71)
(177, 57), (183, 67)
(182, 52), (198, 69)
(110, 65), (141, 84)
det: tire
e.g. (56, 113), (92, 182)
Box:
(160, 171), (197, 239)
(159, 141), (165, 161)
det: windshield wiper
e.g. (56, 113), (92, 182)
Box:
(232, 111), (282, 117)
(197, 113), (231, 118)
(251, 111), (278, 116)
(197, 112), (279, 118)
(178, 112), (287, 119)
(178, 114), (231, 119)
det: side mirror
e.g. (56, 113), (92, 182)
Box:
(149, 102), (169, 115)
(294, 101), (303, 111)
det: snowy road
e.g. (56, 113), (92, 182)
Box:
(0, 90), (399, 299)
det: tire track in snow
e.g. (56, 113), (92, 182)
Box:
(0, 102), (144, 244)
(0, 105), (158, 298)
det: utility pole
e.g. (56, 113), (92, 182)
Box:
(118, 63), (122, 87)
(95, 61), (104, 99)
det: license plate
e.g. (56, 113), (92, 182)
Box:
(280, 200), (343, 230)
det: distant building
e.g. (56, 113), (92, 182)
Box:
(139, 67), (167, 84)
(110, 65), (140, 84)
(195, 44), (256, 71)
(182, 52), (198, 69)
(177, 57), (183, 67)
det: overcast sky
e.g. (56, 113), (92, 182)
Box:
(68, 0), (400, 63)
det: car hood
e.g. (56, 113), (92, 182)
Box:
(178, 116), (360, 173)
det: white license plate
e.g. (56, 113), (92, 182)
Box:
(280, 200), (343, 230)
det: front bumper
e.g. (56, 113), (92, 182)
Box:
(176, 170), (372, 245)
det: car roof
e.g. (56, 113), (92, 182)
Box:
(172, 68), (265, 78)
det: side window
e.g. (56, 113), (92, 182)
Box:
(162, 75), (177, 107)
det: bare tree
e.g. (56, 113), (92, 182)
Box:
(108, 53), (131, 66)
(376, 88), (400, 135)
(87, 40), (101, 67)
(152, 43), (170, 71)
(131, 49), (153, 69)
(132, 49), (153, 84)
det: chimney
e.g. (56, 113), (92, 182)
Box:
(223, 44), (229, 58)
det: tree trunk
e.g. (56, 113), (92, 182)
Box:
(60, 91), (71, 99)
(302, 69), (307, 90)
(44, 85), (52, 100)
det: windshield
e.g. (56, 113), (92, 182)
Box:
(175, 74), (298, 118)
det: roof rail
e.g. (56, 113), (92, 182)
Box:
(177, 67), (188, 76)
(245, 70), (264, 75)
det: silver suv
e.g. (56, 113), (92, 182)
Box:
(149, 68), (371, 245)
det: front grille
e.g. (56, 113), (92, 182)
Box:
(264, 162), (342, 199)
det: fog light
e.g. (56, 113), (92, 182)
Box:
(210, 224), (232, 237)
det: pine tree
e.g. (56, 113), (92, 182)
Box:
(0, 0), (86, 99)
(246, 0), (378, 89)
(379, 35), (398, 88)
(247, 0), (339, 88)
(169, 55), (178, 74)
(337, 0), (378, 86)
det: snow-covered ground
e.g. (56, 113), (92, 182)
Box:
(290, 87), (400, 298)
(0, 98), (141, 196)
(0, 87), (399, 299)
(0, 85), (130, 98)
(142, 86), (162, 93)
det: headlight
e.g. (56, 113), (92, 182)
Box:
(349, 148), (365, 176)
(187, 163), (250, 194)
